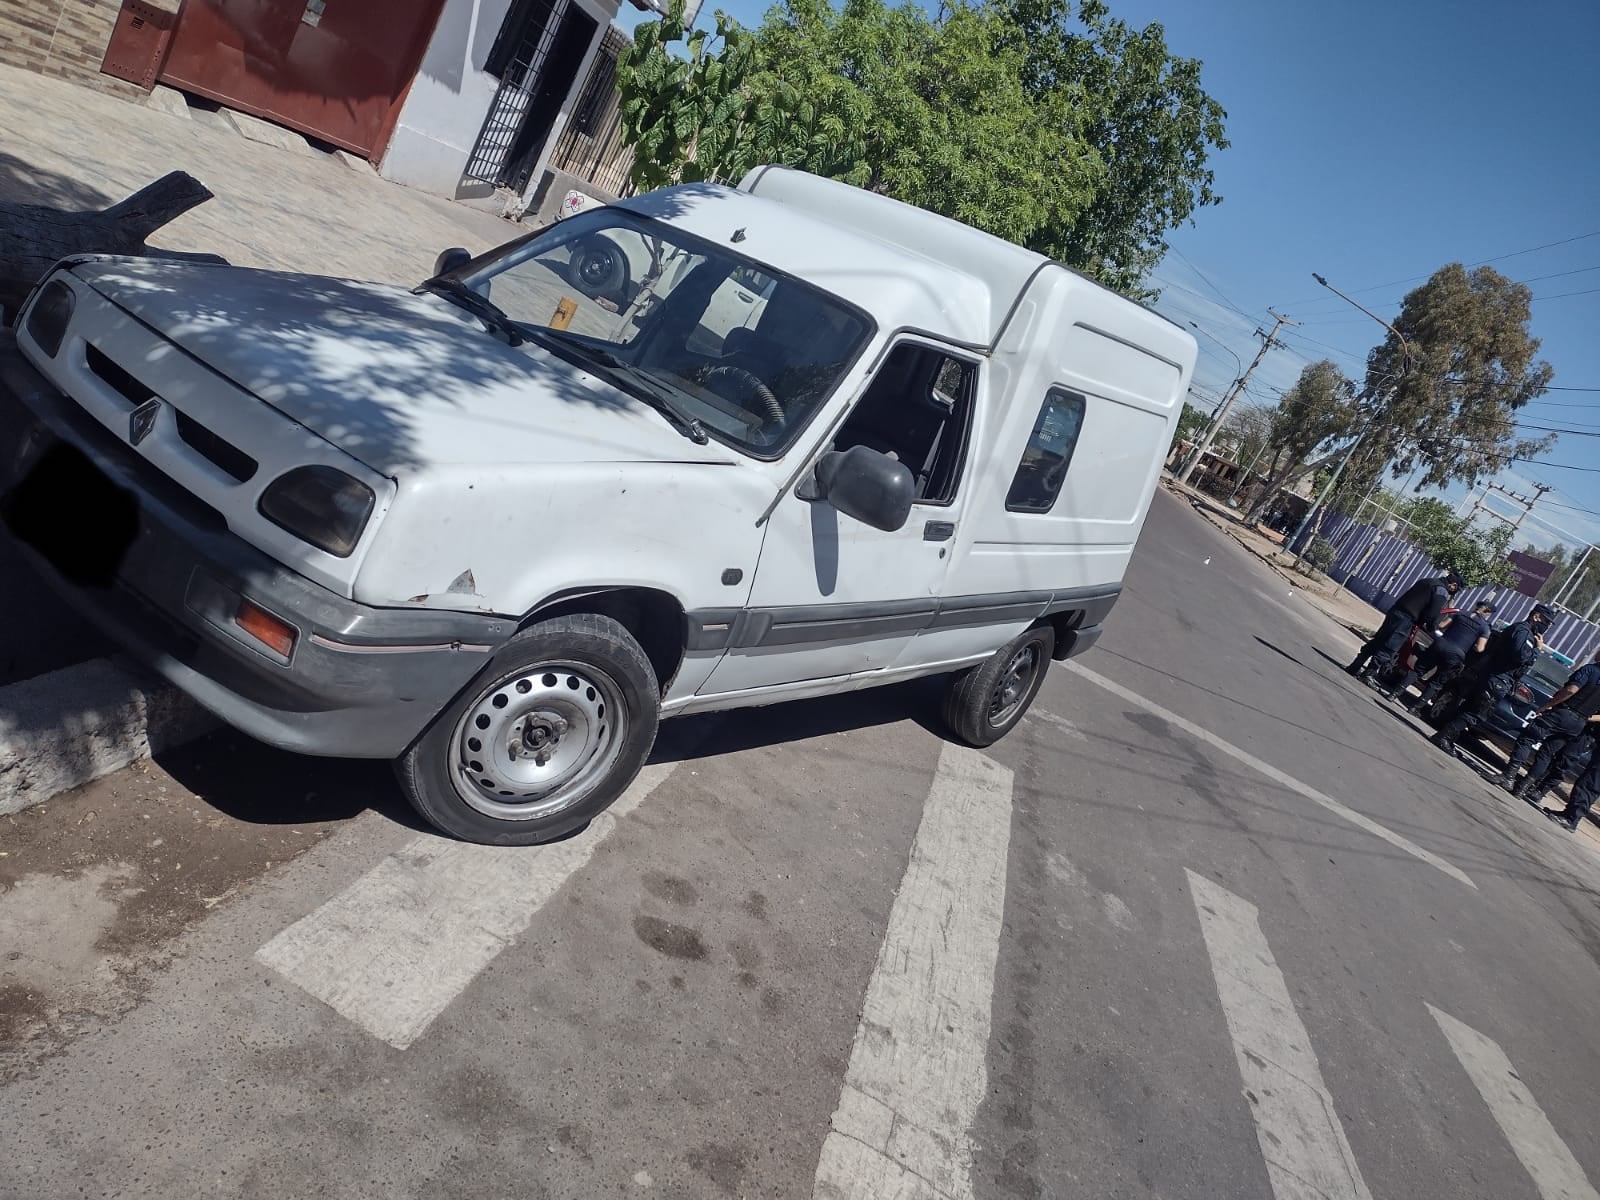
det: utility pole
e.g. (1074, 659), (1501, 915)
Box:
(1474, 481), (1552, 532)
(1177, 309), (1298, 486)
(1553, 544), (1595, 608)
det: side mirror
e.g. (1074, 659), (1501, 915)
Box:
(433, 247), (472, 277)
(810, 446), (915, 532)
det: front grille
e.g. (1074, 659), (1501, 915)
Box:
(85, 342), (258, 484)
(175, 411), (257, 483)
(86, 342), (155, 408)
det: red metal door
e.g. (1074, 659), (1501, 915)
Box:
(159, 0), (443, 157)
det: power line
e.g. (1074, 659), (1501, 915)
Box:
(1151, 274), (1257, 321)
(1279, 229), (1600, 307)
(1532, 286), (1600, 302)
(1166, 247), (1251, 319)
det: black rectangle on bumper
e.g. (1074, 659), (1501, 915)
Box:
(0, 334), (513, 758)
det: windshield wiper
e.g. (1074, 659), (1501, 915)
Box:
(533, 329), (709, 445)
(415, 277), (526, 346)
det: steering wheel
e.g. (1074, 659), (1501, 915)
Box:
(703, 365), (784, 425)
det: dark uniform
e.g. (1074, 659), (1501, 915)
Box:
(1496, 659), (1600, 790)
(1430, 610), (1549, 755)
(1347, 576), (1454, 679)
(1513, 728), (1595, 806)
(1395, 607), (1492, 709)
(1545, 751), (1600, 832)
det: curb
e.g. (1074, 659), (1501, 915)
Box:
(0, 658), (217, 816)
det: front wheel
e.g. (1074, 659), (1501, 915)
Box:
(568, 237), (628, 300)
(396, 614), (659, 845)
(943, 623), (1054, 748)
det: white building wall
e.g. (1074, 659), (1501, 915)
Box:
(382, 0), (619, 202)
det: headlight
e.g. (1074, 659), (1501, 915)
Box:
(258, 466), (375, 557)
(25, 279), (75, 358)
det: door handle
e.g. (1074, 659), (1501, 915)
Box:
(923, 520), (955, 542)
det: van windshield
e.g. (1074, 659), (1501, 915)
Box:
(453, 210), (871, 456)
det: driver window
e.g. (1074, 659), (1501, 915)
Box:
(833, 343), (976, 505)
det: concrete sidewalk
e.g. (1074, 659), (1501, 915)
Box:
(0, 65), (519, 288)
(1, 64), (541, 811)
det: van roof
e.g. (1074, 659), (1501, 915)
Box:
(616, 173), (1171, 349)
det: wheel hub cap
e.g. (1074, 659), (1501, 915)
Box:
(988, 645), (1038, 727)
(451, 664), (625, 821)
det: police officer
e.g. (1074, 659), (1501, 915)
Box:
(1542, 750), (1600, 833)
(1392, 600), (1495, 708)
(1511, 726), (1595, 808)
(1347, 572), (1462, 680)
(1495, 651), (1600, 790)
(1431, 604), (1554, 758)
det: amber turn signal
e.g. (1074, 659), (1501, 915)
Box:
(234, 599), (296, 658)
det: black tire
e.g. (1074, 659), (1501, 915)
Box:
(943, 623), (1054, 748)
(568, 238), (628, 299)
(395, 613), (659, 845)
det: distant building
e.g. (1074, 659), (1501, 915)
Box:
(0, 0), (660, 208)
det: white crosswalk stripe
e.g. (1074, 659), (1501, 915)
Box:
(255, 762), (678, 1049)
(812, 744), (1014, 1200)
(1429, 1005), (1600, 1200)
(1188, 869), (1375, 1200)
(1072, 663), (1475, 889)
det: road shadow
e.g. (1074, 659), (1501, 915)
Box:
(1369, 698), (1510, 772)
(151, 677), (951, 838)
(651, 677), (947, 764)
(1253, 636), (1308, 670)
(151, 729), (432, 833)
(1311, 646), (1356, 673)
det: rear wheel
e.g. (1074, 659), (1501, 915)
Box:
(943, 624), (1054, 748)
(396, 614), (658, 845)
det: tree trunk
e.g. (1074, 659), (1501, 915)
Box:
(0, 172), (218, 317)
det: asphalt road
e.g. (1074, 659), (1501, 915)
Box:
(3, 489), (1599, 1200)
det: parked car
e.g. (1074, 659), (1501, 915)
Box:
(0, 166), (1196, 845)
(1480, 647), (1576, 752)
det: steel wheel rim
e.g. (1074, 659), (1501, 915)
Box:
(988, 643), (1040, 728)
(450, 661), (627, 821)
(577, 247), (617, 289)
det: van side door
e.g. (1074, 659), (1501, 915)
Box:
(695, 339), (982, 696)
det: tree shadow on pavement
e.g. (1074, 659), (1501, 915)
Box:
(0, 151), (115, 212)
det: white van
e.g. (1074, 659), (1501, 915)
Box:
(0, 167), (1196, 844)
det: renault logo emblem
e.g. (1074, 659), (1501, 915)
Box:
(129, 398), (161, 447)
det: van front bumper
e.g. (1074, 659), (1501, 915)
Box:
(0, 334), (514, 758)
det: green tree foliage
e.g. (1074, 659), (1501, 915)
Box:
(1357, 264), (1555, 494)
(992, 0), (1228, 291)
(617, 4), (769, 189)
(1388, 496), (1516, 587)
(1170, 401), (1208, 452)
(615, 0), (1227, 292)
(1243, 361), (1358, 522)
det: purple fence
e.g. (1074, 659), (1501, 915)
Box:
(1293, 509), (1600, 664)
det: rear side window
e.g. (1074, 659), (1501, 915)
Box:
(1006, 388), (1087, 513)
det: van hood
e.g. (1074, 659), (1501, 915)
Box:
(73, 261), (732, 476)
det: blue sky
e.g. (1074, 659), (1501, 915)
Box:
(613, 0), (1600, 551)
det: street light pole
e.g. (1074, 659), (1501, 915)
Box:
(1288, 273), (1413, 565)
